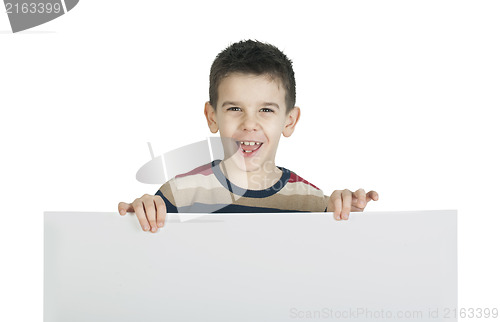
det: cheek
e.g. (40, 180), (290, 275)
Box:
(216, 117), (231, 133)
(219, 125), (239, 138)
(266, 125), (284, 142)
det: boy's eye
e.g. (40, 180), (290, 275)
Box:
(226, 107), (274, 113)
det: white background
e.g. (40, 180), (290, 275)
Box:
(1, 0), (498, 320)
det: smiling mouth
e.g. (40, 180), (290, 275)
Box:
(237, 141), (263, 154)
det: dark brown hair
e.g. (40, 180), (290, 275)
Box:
(209, 39), (296, 114)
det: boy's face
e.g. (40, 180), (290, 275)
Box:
(204, 72), (300, 173)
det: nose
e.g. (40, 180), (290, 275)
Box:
(241, 113), (260, 132)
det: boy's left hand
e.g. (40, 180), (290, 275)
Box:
(327, 189), (379, 220)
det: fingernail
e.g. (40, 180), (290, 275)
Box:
(158, 222), (163, 227)
(120, 210), (125, 215)
(345, 214), (349, 220)
(151, 227), (157, 232)
(143, 225), (149, 231)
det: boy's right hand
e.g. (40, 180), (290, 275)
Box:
(118, 194), (167, 233)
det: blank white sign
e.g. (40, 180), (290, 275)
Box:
(44, 210), (457, 322)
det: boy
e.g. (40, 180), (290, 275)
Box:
(118, 39), (379, 232)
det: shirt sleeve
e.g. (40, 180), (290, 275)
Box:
(155, 181), (178, 213)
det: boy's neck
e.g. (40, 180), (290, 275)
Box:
(219, 159), (283, 191)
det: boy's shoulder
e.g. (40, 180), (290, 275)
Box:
(156, 160), (221, 196)
(156, 160), (327, 198)
(174, 162), (214, 179)
(156, 160), (328, 212)
(286, 169), (323, 193)
(167, 161), (324, 194)
(279, 168), (327, 209)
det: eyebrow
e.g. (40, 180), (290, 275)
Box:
(221, 101), (280, 109)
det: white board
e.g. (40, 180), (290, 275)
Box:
(44, 210), (457, 322)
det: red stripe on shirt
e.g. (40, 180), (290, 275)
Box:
(175, 162), (214, 179)
(288, 172), (321, 190)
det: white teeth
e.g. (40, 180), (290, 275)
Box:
(240, 141), (262, 146)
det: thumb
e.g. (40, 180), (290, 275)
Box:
(118, 202), (134, 216)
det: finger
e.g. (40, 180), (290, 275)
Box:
(367, 190), (379, 202)
(118, 202), (134, 216)
(132, 198), (150, 231)
(330, 190), (342, 220)
(354, 188), (366, 209)
(341, 189), (352, 220)
(143, 196), (158, 233)
(154, 196), (167, 228)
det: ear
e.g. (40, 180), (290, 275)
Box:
(204, 101), (219, 133)
(282, 106), (301, 137)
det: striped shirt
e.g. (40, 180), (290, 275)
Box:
(155, 159), (328, 213)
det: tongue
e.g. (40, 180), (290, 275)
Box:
(241, 144), (261, 152)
